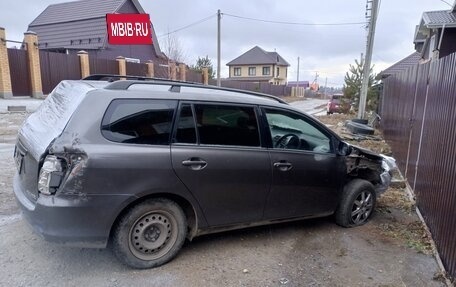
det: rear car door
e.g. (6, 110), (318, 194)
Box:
(171, 102), (271, 227)
(262, 107), (344, 219)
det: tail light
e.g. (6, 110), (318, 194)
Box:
(38, 155), (65, 195)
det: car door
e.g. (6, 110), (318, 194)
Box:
(262, 107), (344, 220)
(171, 102), (271, 227)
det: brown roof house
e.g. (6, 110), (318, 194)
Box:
(28, 0), (166, 63)
(379, 1), (456, 79)
(226, 46), (290, 85)
(414, 2), (456, 60)
(377, 52), (423, 79)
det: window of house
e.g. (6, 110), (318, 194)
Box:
(101, 99), (177, 145)
(262, 66), (271, 75)
(276, 67), (280, 77)
(194, 104), (260, 147)
(233, 67), (241, 76)
(248, 67), (256, 76)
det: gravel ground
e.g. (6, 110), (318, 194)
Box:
(0, 102), (447, 287)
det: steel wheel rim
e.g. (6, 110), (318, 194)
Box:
(350, 191), (373, 224)
(128, 210), (178, 261)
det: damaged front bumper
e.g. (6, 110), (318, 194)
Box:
(374, 155), (396, 195)
(346, 144), (397, 196)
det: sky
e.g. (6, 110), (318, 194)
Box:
(0, 0), (453, 87)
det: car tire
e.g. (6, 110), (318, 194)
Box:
(351, 118), (368, 125)
(335, 179), (376, 227)
(345, 120), (375, 135)
(112, 198), (187, 269)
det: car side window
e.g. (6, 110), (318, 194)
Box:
(264, 108), (331, 153)
(175, 104), (197, 144)
(101, 99), (177, 145)
(194, 104), (260, 147)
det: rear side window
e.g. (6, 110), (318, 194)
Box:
(194, 104), (260, 147)
(101, 99), (177, 145)
(175, 104), (197, 144)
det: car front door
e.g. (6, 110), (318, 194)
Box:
(171, 102), (271, 227)
(262, 107), (344, 220)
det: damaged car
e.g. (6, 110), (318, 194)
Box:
(13, 76), (394, 269)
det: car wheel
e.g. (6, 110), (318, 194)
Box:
(335, 179), (376, 227)
(112, 198), (187, 269)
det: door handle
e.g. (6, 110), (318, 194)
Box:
(273, 161), (293, 171)
(182, 158), (207, 170)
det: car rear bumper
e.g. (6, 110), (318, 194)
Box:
(13, 173), (136, 248)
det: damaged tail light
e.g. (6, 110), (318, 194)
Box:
(38, 155), (64, 195)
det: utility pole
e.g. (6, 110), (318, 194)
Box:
(217, 9), (221, 87)
(358, 0), (379, 119)
(296, 57), (300, 88)
(324, 77), (328, 98)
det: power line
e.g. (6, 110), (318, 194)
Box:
(222, 13), (367, 26)
(439, 0), (453, 7)
(157, 14), (216, 38)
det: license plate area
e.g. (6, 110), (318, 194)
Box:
(14, 145), (26, 173)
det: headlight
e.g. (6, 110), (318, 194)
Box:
(38, 155), (64, 195)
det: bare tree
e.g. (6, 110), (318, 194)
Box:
(160, 33), (187, 63)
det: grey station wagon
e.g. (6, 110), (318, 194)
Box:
(13, 76), (394, 268)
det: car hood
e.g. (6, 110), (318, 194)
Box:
(348, 144), (384, 161)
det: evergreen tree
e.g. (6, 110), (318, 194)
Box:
(343, 58), (379, 112)
(192, 56), (215, 79)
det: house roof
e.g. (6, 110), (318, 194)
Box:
(413, 6), (456, 46)
(226, 46), (290, 66)
(28, 0), (163, 57)
(377, 52), (422, 79)
(422, 10), (456, 28)
(29, 0), (132, 26)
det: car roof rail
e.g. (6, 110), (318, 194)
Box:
(84, 74), (288, 104)
(82, 74), (188, 84)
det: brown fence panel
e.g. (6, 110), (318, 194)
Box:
(414, 54), (456, 278)
(40, 51), (81, 94)
(126, 62), (147, 77)
(215, 80), (289, 97)
(8, 48), (31, 96)
(154, 64), (169, 79)
(405, 62), (430, 189)
(381, 65), (418, 172)
(381, 53), (456, 278)
(186, 69), (203, 83)
(268, 84), (288, 96)
(89, 57), (118, 75)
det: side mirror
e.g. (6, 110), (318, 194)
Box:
(338, 141), (352, 156)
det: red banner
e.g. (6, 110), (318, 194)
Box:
(106, 14), (153, 45)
